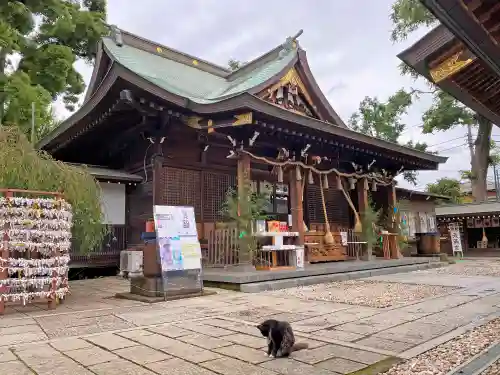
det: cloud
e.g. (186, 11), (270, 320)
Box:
(52, 0), (496, 191)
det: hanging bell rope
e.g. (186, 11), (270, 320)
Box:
(318, 172), (334, 244)
(339, 179), (362, 233)
(308, 170), (314, 185)
(277, 166), (284, 183)
(323, 175), (329, 189)
(363, 178), (369, 191)
(295, 165), (302, 181)
(349, 177), (356, 190)
(335, 175), (342, 190)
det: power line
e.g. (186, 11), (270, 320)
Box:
(427, 135), (466, 148)
(436, 142), (468, 153)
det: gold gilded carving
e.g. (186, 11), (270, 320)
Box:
(186, 116), (202, 129)
(430, 51), (475, 83)
(263, 67), (317, 118)
(233, 112), (253, 126)
(270, 68), (314, 107)
(207, 119), (214, 133)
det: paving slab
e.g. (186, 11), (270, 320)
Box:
(113, 344), (172, 364)
(292, 344), (387, 365)
(315, 357), (367, 374)
(220, 333), (266, 348)
(354, 336), (415, 353)
(85, 333), (138, 350)
(89, 359), (157, 375)
(314, 329), (365, 342)
(0, 348), (16, 362)
(214, 344), (272, 364)
(2, 360), (39, 374)
(178, 333), (233, 349)
(64, 346), (120, 366)
(147, 323), (192, 338)
(201, 357), (278, 375)
(50, 337), (94, 352)
(147, 358), (219, 375)
(260, 358), (340, 374)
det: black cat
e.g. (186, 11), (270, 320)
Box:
(257, 319), (308, 358)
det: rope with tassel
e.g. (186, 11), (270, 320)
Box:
(242, 150), (378, 237)
(240, 150), (394, 186)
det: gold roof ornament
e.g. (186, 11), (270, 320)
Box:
(429, 50), (474, 83)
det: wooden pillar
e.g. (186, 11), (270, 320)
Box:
(152, 143), (164, 206)
(289, 169), (305, 246)
(237, 153), (251, 197)
(357, 178), (368, 216)
(357, 178), (370, 260)
(387, 182), (402, 259)
(150, 142), (164, 278)
(237, 153), (252, 264)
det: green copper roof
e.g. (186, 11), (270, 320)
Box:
(102, 37), (297, 104)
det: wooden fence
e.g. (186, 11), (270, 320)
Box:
(203, 228), (240, 268)
(70, 225), (127, 268)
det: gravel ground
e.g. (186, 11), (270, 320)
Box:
(420, 260), (500, 277)
(383, 318), (500, 375)
(266, 280), (456, 308)
(482, 358), (500, 375)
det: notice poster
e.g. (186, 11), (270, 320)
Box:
(340, 231), (348, 246)
(450, 229), (463, 255)
(153, 205), (203, 299)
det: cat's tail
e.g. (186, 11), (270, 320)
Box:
(291, 343), (309, 352)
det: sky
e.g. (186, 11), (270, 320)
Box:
(56, 0), (500, 190)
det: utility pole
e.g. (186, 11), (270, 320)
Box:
(495, 164), (500, 201)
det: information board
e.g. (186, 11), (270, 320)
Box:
(153, 205), (203, 299)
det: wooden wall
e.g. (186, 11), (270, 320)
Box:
(123, 121), (356, 243)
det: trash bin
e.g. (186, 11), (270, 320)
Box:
(416, 232), (440, 255)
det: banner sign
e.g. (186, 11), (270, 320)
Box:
(153, 205), (202, 299)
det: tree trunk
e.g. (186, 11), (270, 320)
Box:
(471, 116), (493, 202)
(0, 50), (6, 126)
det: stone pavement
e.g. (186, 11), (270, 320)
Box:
(2, 261), (500, 374)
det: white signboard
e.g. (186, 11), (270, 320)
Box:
(419, 213), (428, 233)
(153, 205), (201, 271)
(450, 229), (463, 255)
(340, 231), (348, 246)
(295, 246), (304, 269)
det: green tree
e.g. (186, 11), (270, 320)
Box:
(426, 177), (463, 203)
(349, 90), (430, 185)
(228, 59), (246, 71)
(0, 0), (107, 141)
(390, 0), (493, 202)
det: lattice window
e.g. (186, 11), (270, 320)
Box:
(202, 171), (236, 222)
(162, 167), (202, 220)
(306, 185), (350, 226)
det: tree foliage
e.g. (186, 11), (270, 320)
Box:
(349, 90), (429, 185)
(228, 59), (247, 71)
(0, 126), (106, 253)
(426, 177), (463, 203)
(0, 0), (107, 142)
(390, 0), (437, 42)
(390, 0), (493, 201)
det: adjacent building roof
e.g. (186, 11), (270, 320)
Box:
(436, 201), (500, 216)
(396, 187), (451, 201)
(398, 1), (500, 125)
(67, 163), (143, 183)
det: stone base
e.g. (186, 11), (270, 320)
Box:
(129, 275), (203, 298)
(115, 289), (217, 303)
